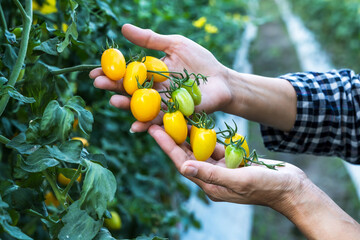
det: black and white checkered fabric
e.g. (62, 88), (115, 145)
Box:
(260, 69), (360, 164)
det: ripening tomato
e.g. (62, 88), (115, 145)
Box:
(225, 145), (246, 169)
(142, 56), (169, 82)
(123, 61), (147, 95)
(72, 137), (89, 147)
(104, 211), (122, 231)
(101, 48), (126, 81)
(183, 79), (202, 105)
(191, 128), (217, 161)
(224, 133), (249, 157)
(171, 88), (195, 117)
(44, 191), (60, 207)
(57, 170), (82, 186)
(164, 110), (188, 144)
(130, 89), (161, 122)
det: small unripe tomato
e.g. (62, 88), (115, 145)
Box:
(163, 110), (188, 144)
(171, 88), (195, 117)
(224, 133), (249, 157)
(225, 145), (246, 169)
(123, 61), (147, 95)
(142, 56), (169, 82)
(101, 48), (126, 81)
(130, 89), (161, 122)
(44, 191), (60, 207)
(104, 211), (122, 231)
(183, 79), (202, 105)
(191, 128), (217, 161)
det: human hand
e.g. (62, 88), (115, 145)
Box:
(147, 124), (307, 209)
(89, 24), (233, 132)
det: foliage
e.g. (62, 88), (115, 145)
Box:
(289, 0), (360, 70)
(0, 0), (252, 239)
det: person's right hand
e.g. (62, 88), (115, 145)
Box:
(90, 24), (233, 132)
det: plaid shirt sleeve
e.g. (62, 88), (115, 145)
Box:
(260, 69), (360, 164)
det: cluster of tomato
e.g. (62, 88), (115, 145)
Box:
(101, 47), (284, 170)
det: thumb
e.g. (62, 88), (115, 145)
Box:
(181, 160), (238, 187)
(121, 23), (173, 53)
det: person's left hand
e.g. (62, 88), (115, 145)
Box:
(147, 124), (308, 209)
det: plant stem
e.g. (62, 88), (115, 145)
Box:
(0, 135), (10, 144)
(26, 209), (56, 224)
(62, 165), (82, 197)
(42, 170), (66, 208)
(0, 3), (7, 31)
(0, 0), (32, 117)
(50, 64), (101, 75)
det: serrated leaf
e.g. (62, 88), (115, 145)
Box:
(65, 96), (93, 135)
(1, 221), (32, 240)
(58, 202), (102, 240)
(45, 140), (82, 164)
(57, 22), (78, 53)
(93, 228), (116, 240)
(7, 86), (36, 104)
(21, 147), (59, 172)
(33, 37), (59, 56)
(79, 160), (116, 219)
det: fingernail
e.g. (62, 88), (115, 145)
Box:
(183, 166), (198, 177)
(129, 129), (135, 134)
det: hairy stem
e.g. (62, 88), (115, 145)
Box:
(51, 64), (101, 75)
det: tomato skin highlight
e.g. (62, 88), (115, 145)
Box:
(225, 145), (246, 168)
(123, 61), (147, 95)
(105, 211), (122, 230)
(171, 88), (195, 117)
(191, 128), (217, 161)
(163, 110), (188, 144)
(224, 133), (249, 158)
(101, 48), (126, 81)
(130, 89), (161, 122)
(183, 79), (202, 105)
(142, 56), (169, 82)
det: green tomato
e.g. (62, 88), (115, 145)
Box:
(183, 79), (202, 105)
(17, 69), (25, 82)
(225, 145), (246, 169)
(171, 88), (195, 117)
(11, 27), (23, 38)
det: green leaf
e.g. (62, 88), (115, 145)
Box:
(57, 22), (78, 53)
(25, 118), (41, 143)
(5, 30), (17, 44)
(3, 44), (17, 70)
(65, 96), (93, 136)
(1, 221), (33, 240)
(93, 228), (116, 240)
(2, 185), (37, 211)
(79, 160), (116, 219)
(21, 147), (59, 172)
(40, 100), (74, 144)
(46, 140), (82, 164)
(6, 133), (40, 155)
(58, 202), (102, 240)
(33, 37), (60, 56)
(0, 76), (8, 86)
(6, 86), (36, 104)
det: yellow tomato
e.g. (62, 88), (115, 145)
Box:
(101, 48), (126, 81)
(225, 133), (249, 157)
(57, 170), (82, 186)
(32, 0), (57, 14)
(44, 191), (60, 207)
(104, 211), (122, 231)
(163, 110), (188, 144)
(72, 137), (89, 147)
(130, 89), (161, 122)
(190, 125), (198, 148)
(142, 56), (169, 82)
(123, 61), (147, 95)
(191, 128), (217, 161)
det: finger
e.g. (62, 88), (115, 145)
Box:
(109, 95), (130, 110)
(121, 24), (174, 53)
(148, 125), (188, 170)
(130, 111), (164, 132)
(211, 143), (225, 160)
(93, 75), (125, 92)
(180, 160), (239, 188)
(89, 67), (104, 79)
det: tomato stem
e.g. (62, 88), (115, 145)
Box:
(62, 164), (82, 197)
(0, 3), (7, 31)
(0, 0), (32, 117)
(147, 70), (172, 79)
(26, 209), (56, 224)
(42, 170), (67, 209)
(0, 134), (10, 145)
(50, 64), (101, 75)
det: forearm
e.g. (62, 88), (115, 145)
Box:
(275, 179), (360, 240)
(222, 68), (297, 131)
